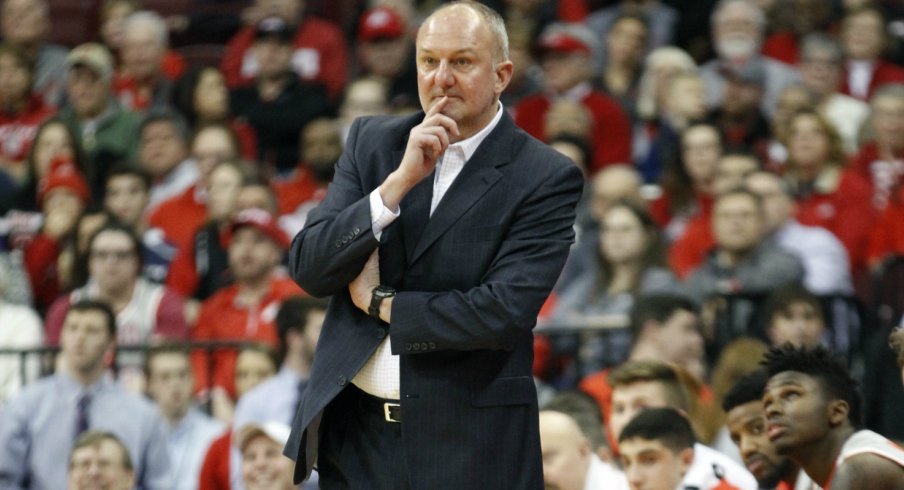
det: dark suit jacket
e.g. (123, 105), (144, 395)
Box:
(284, 109), (583, 489)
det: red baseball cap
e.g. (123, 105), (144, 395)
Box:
(37, 157), (90, 206)
(225, 208), (290, 249)
(358, 7), (404, 41)
(537, 32), (592, 56)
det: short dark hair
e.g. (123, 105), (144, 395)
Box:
(716, 186), (764, 211)
(67, 300), (117, 338)
(763, 284), (824, 328)
(761, 344), (862, 427)
(722, 369), (769, 413)
(138, 109), (190, 143)
(104, 163), (152, 192)
(276, 296), (329, 347)
(618, 407), (696, 452)
(87, 221), (145, 271)
(630, 294), (698, 343)
(609, 361), (690, 412)
(70, 430), (133, 470)
(144, 342), (190, 378)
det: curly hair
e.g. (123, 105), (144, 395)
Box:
(761, 344), (862, 427)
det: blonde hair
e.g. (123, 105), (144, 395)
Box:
(635, 47), (698, 121)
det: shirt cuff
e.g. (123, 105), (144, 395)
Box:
(369, 189), (400, 240)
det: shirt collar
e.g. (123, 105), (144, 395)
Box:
(448, 101), (504, 162)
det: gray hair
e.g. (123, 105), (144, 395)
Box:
(801, 33), (843, 64)
(712, 0), (766, 31)
(427, 1), (509, 63)
(123, 10), (168, 48)
(635, 47), (698, 121)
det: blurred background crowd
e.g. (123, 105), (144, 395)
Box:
(0, 0), (904, 488)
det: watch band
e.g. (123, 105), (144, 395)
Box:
(368, 285), (396, 318)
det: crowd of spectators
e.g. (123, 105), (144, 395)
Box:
(0, 0), (904, 488)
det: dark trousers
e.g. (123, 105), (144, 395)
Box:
(317, 384), (412, 490)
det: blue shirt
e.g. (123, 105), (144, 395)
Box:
(165, 407), (225, 490)
(0, 372), (173, 490)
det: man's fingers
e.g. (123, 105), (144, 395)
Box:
(426, 95), (449, 117)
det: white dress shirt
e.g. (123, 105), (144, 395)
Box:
(353, 103), (505, 400)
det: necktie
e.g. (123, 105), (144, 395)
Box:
(75, 393), (91, 439)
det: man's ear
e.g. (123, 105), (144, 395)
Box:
(827, 399), (850, 427)
(494, 60), (514, 95)
(679, 446), (694, 475)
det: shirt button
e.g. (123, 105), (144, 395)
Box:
(337, 375), (347, 386)
(412, 343), (420, 351)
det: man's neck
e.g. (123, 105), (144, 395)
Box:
(795, 426), (856, 486)
(97, 281), (137, 313)
(257, 73), (290, 102)
(236, 273), (273, 306)
(66, 363), (105, 387)
(165, 406), (190, 428)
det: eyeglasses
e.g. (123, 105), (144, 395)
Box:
(89, 249), (135, 261)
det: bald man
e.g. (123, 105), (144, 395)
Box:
(539, 410), (628, 490)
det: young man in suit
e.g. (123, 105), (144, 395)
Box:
(283, 1), (584, 488)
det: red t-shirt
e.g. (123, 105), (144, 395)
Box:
(198, 431), (231, 490)
(220, 17), (348, 101)
(148, 184), (207, 253)
(191, 275), (303, 398)
(0, 95), (55, 164)
(514, 88), (632, 174)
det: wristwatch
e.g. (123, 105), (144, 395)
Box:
(368, 285), (396, 319)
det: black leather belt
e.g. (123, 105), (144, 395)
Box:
(352, 385), (402, 423)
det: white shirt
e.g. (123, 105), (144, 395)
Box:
(353, 103), (505, 400)
(165, 408), (224, 490)
(682, 443), (758, 490)
(584, 455), (629, 490)
(0, 301), (43, 406)
(773, 220), (853, 295)
(846, 60), (875, 100)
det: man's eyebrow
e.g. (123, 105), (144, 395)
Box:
(418, 48), (478, 56)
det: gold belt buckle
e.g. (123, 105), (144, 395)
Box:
(383, 402), (401, 423)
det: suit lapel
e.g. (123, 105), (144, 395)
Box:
(397, 148), (434, 265)
(408, 114), (514, 265)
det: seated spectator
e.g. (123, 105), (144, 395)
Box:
(684, 188), (803, 334)
(44, 222), (189, 391)
(595, 11), (649, 113)
(99, 0), (185, 81)
(762, 345), (904, 488)
(199, 344), (279, 490)
(499, 24), (542, 110)
(220, 0), (348, 101)
(0, 290), (42, 405)
(231, 17), (333, 176)
(103, 164), (176, 283)
(549, 201), (678, 375)
(542, 390), (615, 461)
(274, 118), (341, 235)
(619, 408), (738, 490)
(0, 300), (172, 489)
(606, 363), (757, 490)
(0, 43), (55, 184)
(138, 110), (198, 212)
(745, 170), (852, 294)
(354, 6), (417, 109)
(798, 33), (870, 155)
(635, 71), (707, 183)
(171, 67), (257, 160)
(515, 23), (632, 173)
(231, 296), (326, 488)
(166, 162), (260, 309)
(145, 344), (225, 490)
(765, 83), (814, 171)
(191, 208), (301, 401)
(113, 11), (179, 112)
(586, 1), (676, 57)
(759, 0), (832, 66)
(839, 6), (904, 101)
(338, 76), (390, 142)
(761, 285), (827, 350)
(782, 109), (874, 269)
(538, 410), (628, 490)
(23, 157), (90, 312)
(579, 296), (707, 429)
(700, 0), (800, 117)
(67, 430), (136, 490)
(850, 84), (904, 211)
(722, 370), (813, 490)
(235, 422), (296, 490)
(634, 46), (698, 128)
(4, 117), (84, 213)
(652, 122), (720, 245)
(148, 123), (242, 251)
(59, 43), (141, 190)
(707, 63), (771, 163)
(0, 0), (67, 107)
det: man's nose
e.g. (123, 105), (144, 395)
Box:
(435, 60), (455, 88)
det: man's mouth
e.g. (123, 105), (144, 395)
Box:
(766, 423), (787, 441)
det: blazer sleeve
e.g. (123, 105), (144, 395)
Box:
(287, 117), (381, 297)
(389, 160), (584, 353)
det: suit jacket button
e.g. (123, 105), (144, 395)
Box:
(421, 342), (428, 350)
(412, 343), (420, 351)
(335, 240), (341, 248)
(337, 375), (347, 386)
(428, 342), (436, 349)
(342, 236), (349, 244)
(404, 342), (412, 351)
(353, 227), (361, 235)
